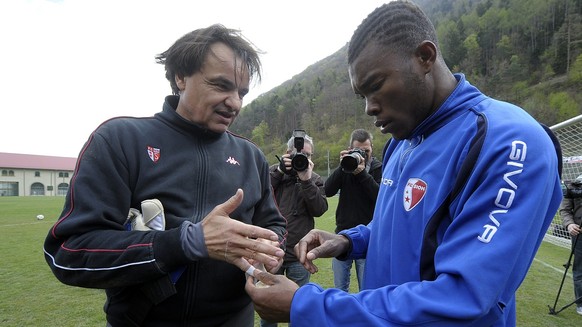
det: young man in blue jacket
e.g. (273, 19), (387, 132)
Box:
(246, 1), (563, 326)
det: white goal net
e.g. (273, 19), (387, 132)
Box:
(546, 115), (582, 249)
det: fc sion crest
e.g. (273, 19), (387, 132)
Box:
(147, 146), (160, 163)
(403, 178), (427, 211)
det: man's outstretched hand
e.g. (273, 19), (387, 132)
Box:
(202, 189), (284, 272)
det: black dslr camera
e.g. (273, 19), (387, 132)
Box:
(290, 129), (309, 172)
(341, 148), (367, 173)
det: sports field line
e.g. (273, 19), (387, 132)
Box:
(533, 257), (573, 278)
(1, 221), (48, 227)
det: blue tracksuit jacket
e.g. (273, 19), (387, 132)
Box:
(290, 74), (562, 326)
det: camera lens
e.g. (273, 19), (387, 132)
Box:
(340, 155), (360, 173)
(291, 153), (309, 172)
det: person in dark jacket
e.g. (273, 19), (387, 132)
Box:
(262, 131), (328, 327)
(559, 175), (582, 316)
(43, 24), (286, 327)
(325, 128), (382, 292)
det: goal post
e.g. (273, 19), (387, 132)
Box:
(546, 114), (582, 249)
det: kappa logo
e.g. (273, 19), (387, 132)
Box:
(403, 178), (427, 211)
(147, 146), (160, 163)
(226, 156), (240, 165)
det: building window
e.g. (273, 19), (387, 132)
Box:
(0, 182), (18, 196)
(8, 170), (14, 176)
(58, 172), (70, 178)
(30, 182), (44, 195)
(35, 171), (40, 177)
(57, 183), (69, 196)
(1, 170), (6, 176)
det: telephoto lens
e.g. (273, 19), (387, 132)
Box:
(341, 148), (366, 173)
(290, 129), (309, 172)
(291, 153), (309, 172)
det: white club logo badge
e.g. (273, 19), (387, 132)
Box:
(403, 178), (427, 211)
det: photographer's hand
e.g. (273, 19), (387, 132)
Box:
(277, 154), (292, 174)
(352, 154), (366, 175)
(297, 159), (314, 181)
(567, 223), (581, 236)
(338, 149), (349, 161)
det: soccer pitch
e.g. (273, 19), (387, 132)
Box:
(0, 196), (579, 326)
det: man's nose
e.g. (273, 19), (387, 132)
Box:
(225, 92), (243, 111)
(365, 100), (379, 116)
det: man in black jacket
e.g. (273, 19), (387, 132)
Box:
(43, 24), (286, 327)
(324, 128), (382, 292)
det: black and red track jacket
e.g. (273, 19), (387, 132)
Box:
(44, 95), (286, 326)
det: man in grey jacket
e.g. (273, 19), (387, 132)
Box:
(262, 131), (328, 327)
(559, 175), (582, 316)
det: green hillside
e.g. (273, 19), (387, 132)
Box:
(230, 0), (582, 175)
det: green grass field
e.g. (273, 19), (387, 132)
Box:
(0, 196), (580, 326)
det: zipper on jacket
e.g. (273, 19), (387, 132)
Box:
(398, 135), (424, 172)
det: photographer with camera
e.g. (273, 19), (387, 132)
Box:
(324, 129), (382, 292)
(559, 175), (582, 316)
(264, 130), (328, 327)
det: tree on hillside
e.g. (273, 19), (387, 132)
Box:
(232, 0), (582, 167)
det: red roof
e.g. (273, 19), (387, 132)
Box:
(0, 152), (77, 171)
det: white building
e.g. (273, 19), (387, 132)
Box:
(0, 152), (77, 196)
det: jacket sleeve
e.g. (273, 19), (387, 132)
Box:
(559, 197), (575, 228)
(269, 164), (284, 190)
(324, 166), (343, 197)
(298, 175), (328, 217)
(43, 130), (190, 289)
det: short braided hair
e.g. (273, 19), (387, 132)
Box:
(156, 24), (262, 95)
(348, 0), (438, 64)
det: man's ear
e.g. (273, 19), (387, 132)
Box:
(415, 41), (437, 70)
(175, 74), (186, 92)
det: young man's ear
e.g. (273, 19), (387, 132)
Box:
(415, 41), (437, 70)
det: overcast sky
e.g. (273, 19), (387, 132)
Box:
(0, 0), (389, 158)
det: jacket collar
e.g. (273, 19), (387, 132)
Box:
(407, 74), (488, 140)
(157, 95), (224, 140)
